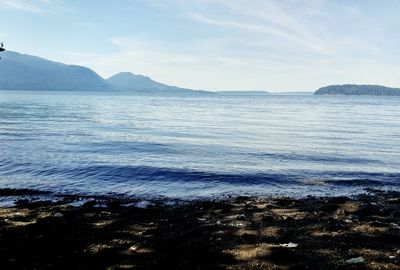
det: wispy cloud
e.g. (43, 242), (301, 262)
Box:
(0, 0), (66, 13)
(189, 0), (388, 58)
(35, 0), (400, 91)
(188, 12), (331, 54)
(60, 51), (102, 58)
(60, 35), (336, 91)
(188, 0), (333, 53)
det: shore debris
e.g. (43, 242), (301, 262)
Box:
(345, 257), (365, 264)
(279, 242), (298, 248)
(389, 223), (400, 229)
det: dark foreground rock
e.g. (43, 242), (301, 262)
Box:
(0, 189), (399, 270)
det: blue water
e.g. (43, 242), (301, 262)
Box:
(1, 90), (400, 198)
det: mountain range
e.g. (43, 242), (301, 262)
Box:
(0, 51), (207, 94)
(2, 51), (398, 96)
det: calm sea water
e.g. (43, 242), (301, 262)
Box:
(1, 90), (400, 198)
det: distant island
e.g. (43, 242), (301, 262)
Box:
(314, 84), (400, 96)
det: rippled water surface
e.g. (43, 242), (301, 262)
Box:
(1, 90), (400, 198)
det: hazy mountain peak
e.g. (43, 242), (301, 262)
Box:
(0, 51), (206, 93)
(0, 51), (110, 91)
(109, 72), (149, 79)
(106, 71), (203, 93)
(108, 72), (153, 83)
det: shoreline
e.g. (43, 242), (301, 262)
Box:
(1, 186), (398, 204)
(0, 188), (399, 269)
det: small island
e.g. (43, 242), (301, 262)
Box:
(314, 84), (400, 96)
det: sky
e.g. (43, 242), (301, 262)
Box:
(0, 0), (400, 92)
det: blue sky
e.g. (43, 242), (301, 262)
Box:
(1, 0), (400, 91)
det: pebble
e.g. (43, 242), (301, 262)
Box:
(230, 222), (244, 227)
(129, 246), (138, 252)
(11, 212), (25, 218)
(237, 214), (246, 220)
(346, 257), (365, 264)
(279, 242), (298, 248)
(135, 201), (151, 209)
(113, 264), (135, 269)
(54, 212), (63, 218)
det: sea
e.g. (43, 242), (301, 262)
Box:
(1, 90), (399, 199)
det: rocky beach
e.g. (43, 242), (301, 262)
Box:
(0, 189), (399, 270)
